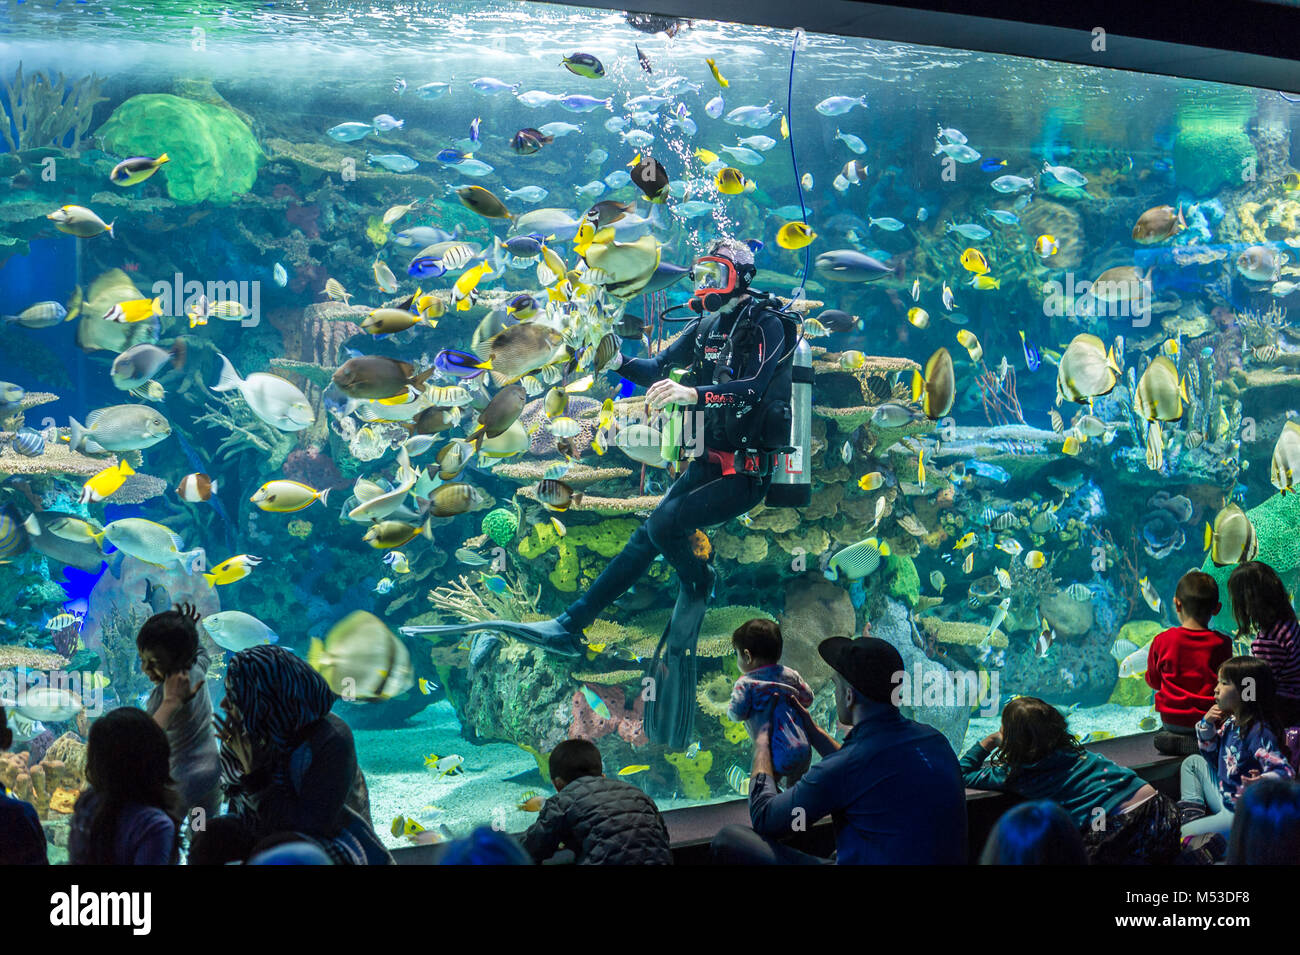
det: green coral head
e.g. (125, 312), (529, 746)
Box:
(483, 507), (520, 547)
(97, 93), (263, 205)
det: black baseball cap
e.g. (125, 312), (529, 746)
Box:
(818, 636), (905, 705)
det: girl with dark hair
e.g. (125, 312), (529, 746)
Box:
(68, 708), (180, 865)
(961, 697), (1181, 863)
(1226, 776), (1300, 864)
(1227, 561), (1300, 724)
(1181, 656), (1295, 842)
(979, 800), (1087, 865)
(206, 646), (390, 865)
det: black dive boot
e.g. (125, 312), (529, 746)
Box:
(399, 615), (586, 657)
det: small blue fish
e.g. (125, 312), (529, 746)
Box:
(435, 348), (486, 378)
(366, 152), (419, 173)
(436, 147), (468, 164)
(745, 239), (764, 254)
(980, 157), (1007, 172)
(1152, 159), (1173, 172)
(408, 256), (446, 279)
(480, 573), (509, 594)
(1019, 330), (1041, 372)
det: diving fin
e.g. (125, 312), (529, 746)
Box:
(643, 570), (712, 748)
(399, 618), (584, 657)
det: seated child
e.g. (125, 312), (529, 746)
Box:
(961, 696), (1181, 864)
(1180, 656), (1295, 842)
(138, 603), (222, 830)
(520, 739), (672, 865)
(68, 707), (179, 865)
(1145, 570), (1234, 756)
(727, 619), (814, 783)
(0, 705), (48, 865)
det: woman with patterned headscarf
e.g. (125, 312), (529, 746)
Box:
(211, 646), (390, 865)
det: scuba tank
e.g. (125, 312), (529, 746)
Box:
(765, 336), (812, 507)
(659, 367), (690, 464)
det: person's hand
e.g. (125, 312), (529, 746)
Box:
(213, 707), (258, 774)
(981, 731), (1002, 750)
(1241, 769), (1264, 790)
(177, 602), (201, 625)
(1204, 705), (1225, 727)
(646, 378), (696, 411)
(162, 670), (201, 705)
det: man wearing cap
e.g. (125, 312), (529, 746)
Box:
(711, 635), (968, 864)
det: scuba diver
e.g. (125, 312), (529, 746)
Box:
(405, 238), (806, 747)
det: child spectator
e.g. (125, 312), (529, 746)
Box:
(438, 826), (532, 865)
(979, 800), (1087, 865)
(68, 707), (179, 865)
(0, 705), (47, 864)
(520, 738), (672, 865)
(138, 603), (222, 830)
(1225, 777), (1300, 864)
(1145, 571), (1234, 756)
(1227, 561), (1300, 725)
(1180, 656), (1295, 842)
(728, 618), (814, 783)
(961, 696), (1180, 864)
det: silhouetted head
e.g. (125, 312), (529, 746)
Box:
(980, 800), (1087, 865)
(1227, 561), (1296, 637)
(548, 738), (603, 791)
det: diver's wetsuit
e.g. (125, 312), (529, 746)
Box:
(565, 294), (788, 630)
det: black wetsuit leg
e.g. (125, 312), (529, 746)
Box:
(564, 458), (771, 629)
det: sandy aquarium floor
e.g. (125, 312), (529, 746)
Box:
(354, 700), (713, 852)
(356, 699), (1157, 851)
(965, 702), (1157, 749)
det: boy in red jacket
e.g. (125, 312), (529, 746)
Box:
(1145, 570), (1234, 756)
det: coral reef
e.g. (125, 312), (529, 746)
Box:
(570, 684), (647, 746)
(0, 63), (105, 151)
(0, 731), (86, 819)
(97, 93), (264, 204)
(481, 507), (520, 547)
(664, 748), (712, 799)
(695, 672), (733, 718)
(1202, 492), (1300, 631)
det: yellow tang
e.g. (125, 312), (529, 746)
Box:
(1062, 435), (1082, 455)
(106, 296), (164, 324)
(969, 275), (1001, 290)
(693, 147), (719, 165)
(453, 261), (492, 311)
(776, 221), (817, 250)
(81, 460), (134, 505)
(960, 247), (989, 274)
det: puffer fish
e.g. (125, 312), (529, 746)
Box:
(80, 460), (135, 505)
(911, 348), (955, 419)
(204, 554), (263, 587)
(251, 481), (332, 513)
